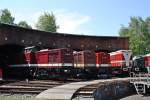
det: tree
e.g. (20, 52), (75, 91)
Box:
(18, 21), (32, 29)
(36, 12), (58, 32)
(119, 17), (150, 55)
(0, 9), (14, 24)
(119, 26), (129, 37)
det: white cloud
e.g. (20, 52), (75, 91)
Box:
(55, 10), (91, 34)
(12, 11), (37, 29)
(12, 9), (91, 35)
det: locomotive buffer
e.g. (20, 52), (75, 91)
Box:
(130, 72), (150, 95)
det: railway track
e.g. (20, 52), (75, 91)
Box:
(0, 80), (17, 85)
(0, 79), (87, 95)
(0, 80), (69, 94)
(73, 82), (105, 98)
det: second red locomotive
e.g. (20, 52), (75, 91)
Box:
(110, 50), (132, 76)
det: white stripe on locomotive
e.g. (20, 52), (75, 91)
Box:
(96, 64), (111, 67)
(111, 60), (132, 63)
(74, 64), (95, 67)
(9, 63), (73, 67)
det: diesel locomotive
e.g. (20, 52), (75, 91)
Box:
(0, 46), (133, 80)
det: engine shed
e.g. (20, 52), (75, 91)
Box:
(0, 23), (129, 52)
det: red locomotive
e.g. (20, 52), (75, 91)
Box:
(6, 46), (133, 79)
(110, 50), (132, 76)
(35, 48), (73, 78)
(145, 54), (150, 67)
(73, 50), (96, 78)
(143, 54), (150, 73)
(132, 54), (150, 73)
(9, 48), (73, 79)
(138, 54), (150, 73)
(8, 46), (37, 79)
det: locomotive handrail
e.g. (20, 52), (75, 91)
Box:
(130, 72), (150, 85)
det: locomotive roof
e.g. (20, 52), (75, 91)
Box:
(37, 48), (70, 52)
(144, 53), (150, 57)
(133, 55), (145, 60)
(24, 46), (36, 49)
(133, 54), (150, 60)
(38, 49), (49, 52)
(109, 50), (132, 55)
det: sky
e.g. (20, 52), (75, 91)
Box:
(0, 0), (150, 36)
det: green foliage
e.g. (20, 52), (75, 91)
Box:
(0, 9), (14, 24)
(0, 96), (39, 100)
(18, 21), (32, 29)
(36, 12), (58, 32)
(119, 26), (129, 37)
(119, 17), (150, 55)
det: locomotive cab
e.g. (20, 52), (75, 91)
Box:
(133, 55), (147, 73)
(24, 46), (37, 64)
